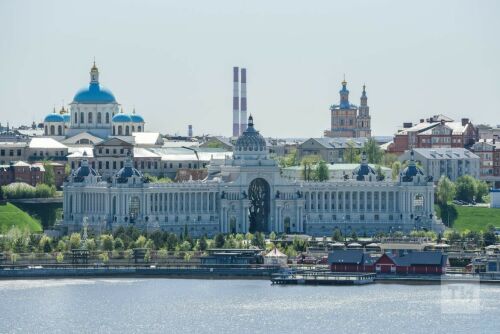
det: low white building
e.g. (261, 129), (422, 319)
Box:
(282, 163), (391, 181)
(491, 189), (500, 208)
(399, 148), (480, 182)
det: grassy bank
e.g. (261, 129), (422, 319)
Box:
(438, 204), (500, 232)
(0, 203), (43, 233)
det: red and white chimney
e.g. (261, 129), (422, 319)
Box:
(240, 68), (247, 134)
(232, 67), (240, 137)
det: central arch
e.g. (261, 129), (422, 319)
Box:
(248, 178), (271, 233)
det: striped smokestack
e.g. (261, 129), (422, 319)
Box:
(232, 66), (240, 137)
(240, 68), (247, 134)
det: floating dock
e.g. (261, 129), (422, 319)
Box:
(271, 271), (376, 285)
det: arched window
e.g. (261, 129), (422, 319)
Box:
(80, 112), (84, 124)
(112, 126), (115, 135)
(97, 112), (102, 124)
(106, 113), (110, 124)
(118, 126), (122, 135)
(44, 126), (48, 135)
(88, 112), (93, 124)
(50, 125), (55, 135)
(125, 126), (130, 136)
(132, 126), (135, 132)
(74, 112), (78, 124)
(138, 126), (142, 132)
(57, 125), (62, 135)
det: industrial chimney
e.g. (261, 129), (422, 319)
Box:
(240, 68), (247, 134)
(232, 67), (240, 137)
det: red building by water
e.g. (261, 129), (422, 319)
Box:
(329, 250), (448, 275)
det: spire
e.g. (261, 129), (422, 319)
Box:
(248, 114), (254, 127)
(90, 60), (99, 84)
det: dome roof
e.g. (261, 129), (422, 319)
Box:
(44, 113), (65, 122)
(72, 155), (99, 182)
(115, 154), (142, 183)
(402, 151), (424, 181)
(112, 113), (132, 123)
(130, 114), (144, 123)
(353, 152), (376, 181)
(73, 83), (116, 104)
(235, 115), (267, 152)
(62, 114), (71, 122)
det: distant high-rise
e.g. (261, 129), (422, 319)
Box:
(240, 68), (247, 134)
(232, 67), (240, 137)
(188, 124), (193, 137)
(232, 66), (249, 137)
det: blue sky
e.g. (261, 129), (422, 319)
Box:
(0, 0), (499, 137)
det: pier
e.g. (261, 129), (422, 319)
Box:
(271, 271), (376, 285)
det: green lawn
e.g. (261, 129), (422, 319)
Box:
(0, 202), (43, 233)
(447, 204), (500, 232)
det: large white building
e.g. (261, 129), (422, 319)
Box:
(43, 63), (145, 142)
(63, 116), (438, 237)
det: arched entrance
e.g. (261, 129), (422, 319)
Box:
(248, 178), (270, 233)
(229, 216), (237, 234)
(129, 196), (140, 223)
(284, 217), (291, 234)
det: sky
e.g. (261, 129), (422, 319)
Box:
(0, 0), (499, 138)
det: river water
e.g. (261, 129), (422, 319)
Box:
(0, 279), (498, 334)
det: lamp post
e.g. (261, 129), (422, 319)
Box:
(342, 215), (346, 244)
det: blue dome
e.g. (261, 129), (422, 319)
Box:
(73, 83), (116, 104)
(72, 159), (99, 183)
(130, 114), (144, 123)
(112, 113), (132, 122)
(62, 114), (71, 122)
(44, 114), (65, 122)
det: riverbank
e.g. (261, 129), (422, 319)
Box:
(1, 266), (500, 284)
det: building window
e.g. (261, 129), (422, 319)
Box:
(98, 161), (102, 169)
(80, 112), (84, 124)
(97, 112), (102, 124)
(113, 161), (117, 169)
(106, 113), (110, 124)
(16, 149), (21, 156)
(106, 161), (109, 169)
(88, 113), (93, 124)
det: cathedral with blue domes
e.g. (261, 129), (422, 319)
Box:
(43, 63), (145, 140)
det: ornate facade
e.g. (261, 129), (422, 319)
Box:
(325, 80), (371, 138)
(63, 116), (437, 237)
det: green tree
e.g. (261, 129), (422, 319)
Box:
(179, 240), (192, 251)
(214, 233), (225, 248)
(56, 252), (64, 263)
(69, 233), (81, 250)
(314, 160), (329, 181)
(391, 161), (402, 180)
(278, 149), (298, 168)
(101, 234), (114, 251)
(198, 236), (208, 251)
(375, 165), (385, 181)
(43, 161), (55, 187)
(455, 175), (477, 203)
(135, 235), (147, 248)
(166, 233), (179, 251)
(483, 225), (497, 246)
(114, 237), (124, 250)
(475, 180), (489, 203)
(363, 138), (383, 164)
(300, 155), (320, 181)
(332, 229), (343, 242)
(436, 176), (456, 205)
(343, 140), (360, 163)
(382, 153), (398, 168)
